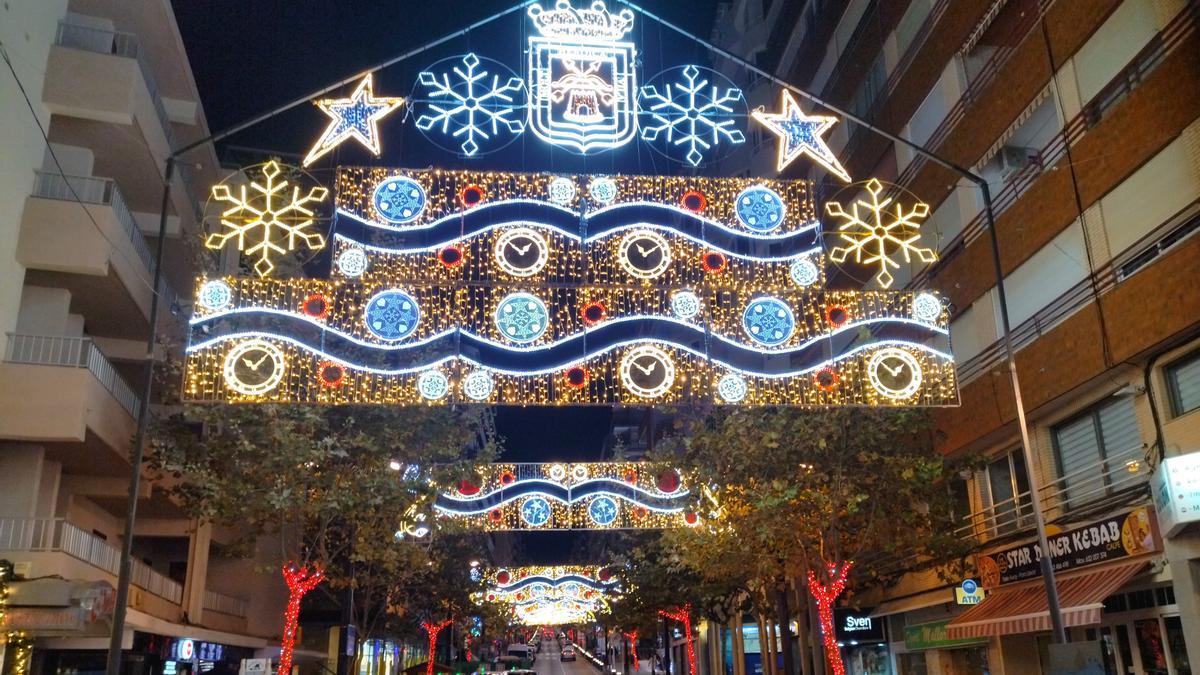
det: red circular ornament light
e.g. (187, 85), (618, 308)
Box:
(622, 469), (637, 484)
(317, 361), (345, 388)
(496, 570), (510, 584)
(814, 367), (839, 392)
(500, 470), (516, 485)
(825, 304), (850, 327)
(684, 512), (700, 525)
(701, 251), (727, 273)
(598, 567), (612, 582)
(437, 244), (464, 268)
(457, 479), (480, 496)
(564, 366), (589, 389)
(657, 469), (681, 493)
(301, 294), (329, 319)
(488, 510), (503, 525)
(458, 184), (486, 208)
(580, 301), (607, 326)
(679, 190), (707, 213)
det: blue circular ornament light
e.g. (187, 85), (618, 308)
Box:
(495, 292), (549, 343)
(372, 176), (426, 224)
(364, 289), (420, 340)
(521, 496), (552, 527)
(588, 496), (619, 526)
(734, 185), (787, 232)
(742, 296), (795, 346)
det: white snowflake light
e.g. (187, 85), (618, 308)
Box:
(827, 178), (936, 288)
(417, 370), (450, 400)
(198, 280), (232, 311)
(717, 373), (748, 403)
(789, 258), (819, 287)
(589, 177), (618, 203)
(670, 291), (701, 319)
(415, 53), (526, 156)
(639, 65), (745, 166)
(462, 370), (495, 400)
(912, 292), (943, 323)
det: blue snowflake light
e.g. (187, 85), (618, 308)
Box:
(588, 496), (619, 526)
(495, 292), (549, 343)
(521, 496), (552, 527)
(639, 65), (745, 166)
(364, 290), (420, 341)
(373, 176), (427, 224)
(734, 185), (787, 232)
(742, 296), (795, 346)
(415, 53), (526, 156)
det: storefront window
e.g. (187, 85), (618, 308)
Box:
(897, 652), (927, 675)
(1135, 619), (1169, 675)
(843, 644), (889, 675)
(1164, 617), (1192, 675)
(1115, 624), (1135, 674)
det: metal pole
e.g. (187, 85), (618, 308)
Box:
(979, 182), (1068, 643)
(105, 157), (174, 675)
(617, 0), (1069, 642)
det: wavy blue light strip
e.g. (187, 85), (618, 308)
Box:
(433, 478), (690, 514)
(494, 574), (618, 593)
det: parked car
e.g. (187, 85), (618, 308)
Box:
(560, 646), (576, 662)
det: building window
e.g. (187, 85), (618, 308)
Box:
(1165, 350), (1200, 417)
(978, 450), (1032, 536)
(1051, 396), (1141, 509)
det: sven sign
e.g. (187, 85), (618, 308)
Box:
(976, 505), (1161, 588)
(833, 608), (885, 643)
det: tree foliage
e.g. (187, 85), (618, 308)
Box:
(148, 404), (498, 643)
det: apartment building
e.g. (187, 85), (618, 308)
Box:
(0, 2), (288, 674)
(713, 0), (1200, 673)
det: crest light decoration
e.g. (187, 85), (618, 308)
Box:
(205, 161), (329, 277)
(302, 74), (404, 167)
(752, 89), (850, 182)
(826, 178), (937, 288)
(526, 0), (638, 153)
(185, 167), (956, 406)
(434, 462), (708, 530)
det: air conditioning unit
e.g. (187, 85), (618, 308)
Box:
(998, 146), (1035, 180)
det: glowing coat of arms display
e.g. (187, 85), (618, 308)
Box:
(527, 1), (637, 153)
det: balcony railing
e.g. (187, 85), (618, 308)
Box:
(32, 171), (157, 275)
(53, 21), (200, 212)
(203, 589), (249, 618)
(4, 333), (141, 418)
(0, 518), (182, 604)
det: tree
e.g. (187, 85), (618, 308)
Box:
(649, 407), (973, 675)
(148, 404), (498, 670)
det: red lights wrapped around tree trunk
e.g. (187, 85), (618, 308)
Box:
(279, 564), (325, 675)
(807, 560), (853, 675)
(659, 604), (695, 675)
(422, 619), (453, 675)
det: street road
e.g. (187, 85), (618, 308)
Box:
(533, 639), (599, 675)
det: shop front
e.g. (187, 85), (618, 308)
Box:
(834, 608), (889, 675)
(896, 620), (988, 675)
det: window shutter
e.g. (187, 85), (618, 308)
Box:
(1054, 415), (1101, 507)
(1170, 355), (1200, 416)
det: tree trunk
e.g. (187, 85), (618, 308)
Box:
(731, 617), (745, 675)
(806, 562), (852, 675)
(775, 589), (795, 675)
(790, 583), (812, 675)
(662, 617), (672, 675)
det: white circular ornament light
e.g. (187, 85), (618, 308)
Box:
(670, 290), (701, 319)
(717, 373), (748, 403)
(417, 370), (450, 400)
(619, 345), (676, 399)
(198, 280), (232, 311)
(494, 227), (550, 277)
(547, 176), (576, 205)
(462, 370), (495, 401)
(789, 258), (820, 287)
(588, 177), (618, 204)
(337, 248), (369, 277)
(912, 292), (943, 323)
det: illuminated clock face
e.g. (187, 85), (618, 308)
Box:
(618, 230), (672, 279)
(867, 348), (923, 399)
(495, 227), (550, 277)
(222, 339), (286, 396)
(619, 345), (676, 398)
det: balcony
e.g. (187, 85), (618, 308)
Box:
(0, 334), (139, 454)
(18, 172), (163, 339)
(42, 21), (199, 226)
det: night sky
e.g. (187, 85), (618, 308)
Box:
(171, 0), (722, 563)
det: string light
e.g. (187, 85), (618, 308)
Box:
(1, 560), (31, 675)
(185, 168), (956, 406)
(659, 605), (696, 675)
(751, 90), (849, 182)
(279, 564), (325, 675)
(807, 561), (853, 675)
(623, 631), (639, 671)
(303, 74), (404, 167)
(433, 463), (703, 530)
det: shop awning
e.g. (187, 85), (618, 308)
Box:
(945, 560), (1146, 639)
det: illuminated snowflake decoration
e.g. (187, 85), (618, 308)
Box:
(588, 496), (618, 526)
(742, 296), (795, 346)
(462, 370), (495, 401)
(415, 53), (526, 156)
(197, 280), (232, 311)
(639, 65), (745, 166)
(417, 370), (450, 400)
(494, 292), (549, 343)
(521, 497), (552, 527)
(827, 178), (937, 288)
(336, 248), (369, 277)
(717, 373), (748, 403)
(205, 161), (329, 277)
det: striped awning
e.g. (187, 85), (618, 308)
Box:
(945, 560), (1146, 639)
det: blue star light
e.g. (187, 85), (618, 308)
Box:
(303, 74), (404, 167)
(751, 90), (850, 182)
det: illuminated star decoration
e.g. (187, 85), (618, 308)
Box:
(205, 161), (329, 277)
(826, 177), (936, 288)
(751, 90), (850, 182)
(302, 74), (404, 167)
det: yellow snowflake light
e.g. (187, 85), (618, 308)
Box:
(206, 161), (329, 277)
(826, 178), (936, 288)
